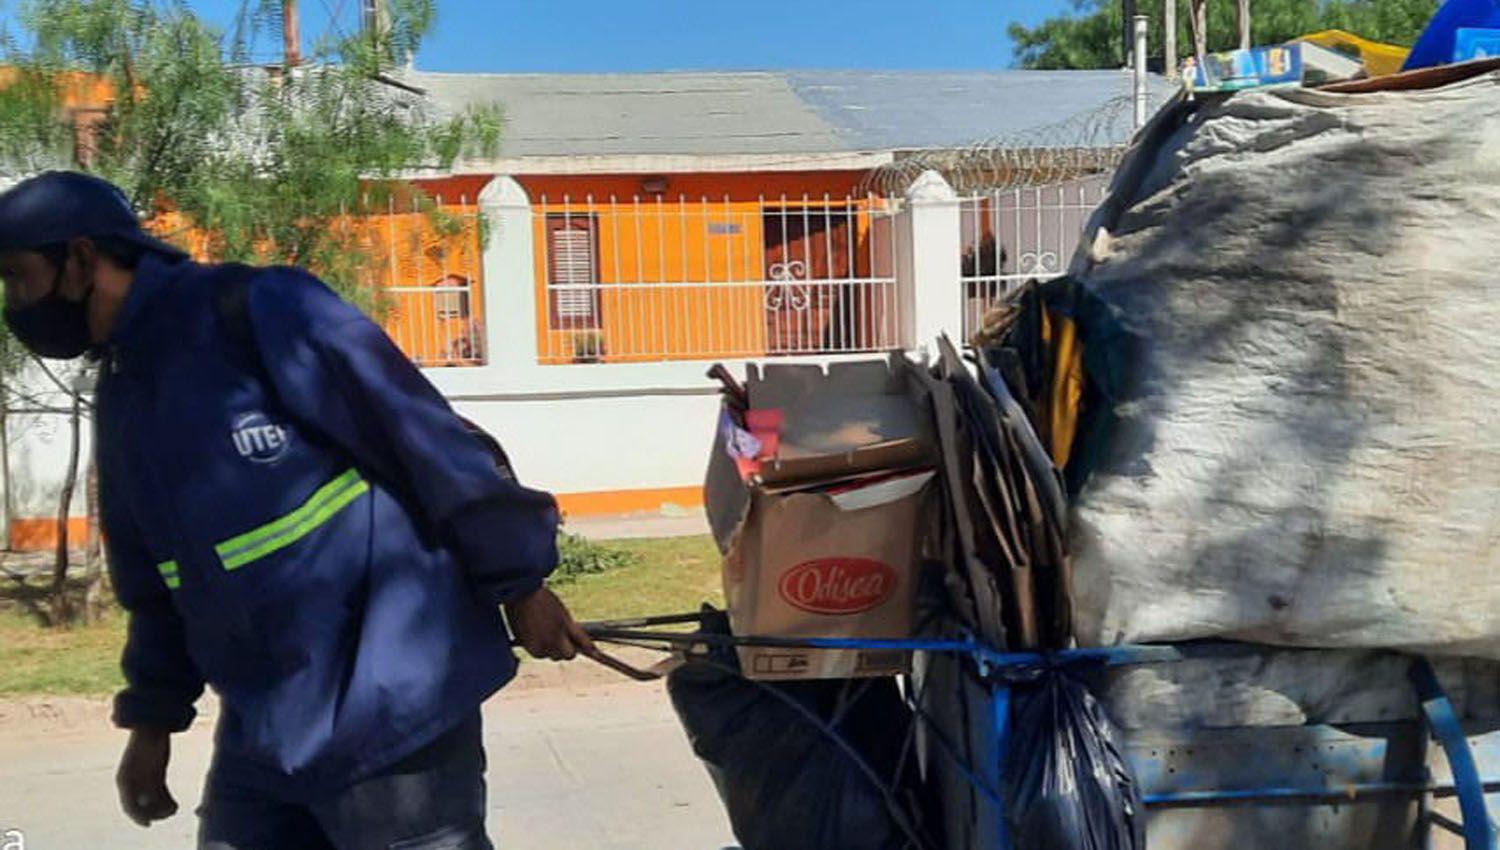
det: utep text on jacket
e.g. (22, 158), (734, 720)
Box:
(96, 253), (559, 798)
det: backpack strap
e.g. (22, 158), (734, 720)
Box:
(213, 262), (265, 379)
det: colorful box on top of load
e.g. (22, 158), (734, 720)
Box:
(704, 354), (939, 680)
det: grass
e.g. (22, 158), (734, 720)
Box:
(0, 535), (722, 697)
(552, 535), (722, 623)
(0, 605), (128, 696)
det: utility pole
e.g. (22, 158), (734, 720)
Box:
(1191, 0), (1208, 67)
(362, 0), (390, 39)
(283, 0), (301, 68)
(1134, 15), (1149, 128)
(1238, 0), (1252, 50)
(1165, 0), (1178, 78)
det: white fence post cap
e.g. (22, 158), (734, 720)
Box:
(906, 170), (957, 203)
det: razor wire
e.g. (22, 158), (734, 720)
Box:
(863, 91), (1168, 197)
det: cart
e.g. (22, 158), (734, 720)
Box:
(586, 621), (1500, 850)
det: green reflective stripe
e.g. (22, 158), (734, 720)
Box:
(163, 575), (181, 589)
(216, 470), (363, 559)
(215, 470), (368, 571)
(157, 560), (180, 589)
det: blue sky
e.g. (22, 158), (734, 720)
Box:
(173, 0), (1078, 72)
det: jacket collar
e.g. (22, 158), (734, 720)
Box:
(109, 252), (193, 346)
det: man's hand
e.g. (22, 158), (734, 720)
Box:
(504, 586), (596, 661)
(117, 728), (178, 827)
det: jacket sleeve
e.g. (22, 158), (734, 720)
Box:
(104, 474), (204, 733)
(245, 267), (559, 606)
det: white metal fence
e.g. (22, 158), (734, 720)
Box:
(354, 195), (487, 368)
(534, 194), (902, 364)
(959, 175), (1110, 338)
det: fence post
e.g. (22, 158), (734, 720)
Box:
(897, 170), (963, 358)
(478, 175), (541, 382)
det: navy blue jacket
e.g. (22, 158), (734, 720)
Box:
(98, 254), (558, 797)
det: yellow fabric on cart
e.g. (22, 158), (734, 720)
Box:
(1043, 310), (1085, 469)
(1298, 30), (1411, 78)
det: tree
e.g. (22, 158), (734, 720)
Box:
(1009, 0), (1442, 71)
(0, 0), (500, 625)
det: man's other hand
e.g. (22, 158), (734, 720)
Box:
(504, 586), (596, 661)
(117, 728), (178, 827)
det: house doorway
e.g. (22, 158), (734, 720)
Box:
(762, 207), (854, 354)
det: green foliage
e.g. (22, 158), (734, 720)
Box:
(553, 532), (642, 585)
(1009, 0), (1441, 70)
(0, 0), (501, 310)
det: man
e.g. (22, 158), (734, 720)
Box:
(0, 171), (595, 849)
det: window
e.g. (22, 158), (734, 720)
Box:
(432, 274), (471, 320)
(546, 214), (600, 329)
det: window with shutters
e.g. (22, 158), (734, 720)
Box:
(546, 214), (601, 329)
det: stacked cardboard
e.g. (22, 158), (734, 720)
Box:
(705, 355), (938, 680)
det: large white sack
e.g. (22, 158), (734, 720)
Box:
(1069, 73), (1500, 657)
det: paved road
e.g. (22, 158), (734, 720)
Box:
(0, 673), (737, 850)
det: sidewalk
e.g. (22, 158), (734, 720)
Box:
(563, 511), (710, 541)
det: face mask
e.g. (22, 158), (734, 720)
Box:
(3, 269), (93, 359)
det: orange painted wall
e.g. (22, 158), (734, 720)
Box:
(340, 201), (488, 366)
(555, 486), (704, 518)
(9, 484), (705, 548)
(9, 518), (91, 551)
(518, 172), (886, 364)
(0, 67), (117, 109)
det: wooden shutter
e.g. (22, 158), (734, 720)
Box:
(547, 216), (600, 328)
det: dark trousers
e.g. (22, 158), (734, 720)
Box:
(198, 712), (493, 850)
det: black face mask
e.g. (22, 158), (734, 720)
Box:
(3, 270), (93, 360)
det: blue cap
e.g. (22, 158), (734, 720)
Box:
(0, 171), (188, 260)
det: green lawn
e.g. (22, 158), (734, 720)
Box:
(0, 535), (722, 697)
(555, 535), (722, 622)
(0, 606), (128, 696)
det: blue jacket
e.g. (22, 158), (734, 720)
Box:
(98, 254), (559, 797)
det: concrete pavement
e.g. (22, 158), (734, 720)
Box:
(562, 512), (710, 541)
(0, 662), (738, 850)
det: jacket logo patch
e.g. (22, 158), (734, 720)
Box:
(232, 412), (291, 464)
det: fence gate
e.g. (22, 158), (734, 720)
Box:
(958, 174), (1110, 338)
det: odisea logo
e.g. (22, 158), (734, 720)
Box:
(231, 412), (291, 464)
(778, 558), (897, 615)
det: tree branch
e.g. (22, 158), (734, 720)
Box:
(29, 356), (94, 411)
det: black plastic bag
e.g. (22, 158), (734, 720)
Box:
(666, 611), (922, 850)
(1002, 668), (1146, 850)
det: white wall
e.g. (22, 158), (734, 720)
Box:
(450, 393), (719, 495)
(1, 361), (95, 545)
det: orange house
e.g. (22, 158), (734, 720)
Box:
(521, 171), (896, 365)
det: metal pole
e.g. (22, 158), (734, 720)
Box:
(1122, 0), (1138, 66)
(1164, 0), (1178, 79)
(1238, 0), (1251, 50)
(1134, 15), (1149, 129)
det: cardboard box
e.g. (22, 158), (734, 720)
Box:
(704, 354), (938, 680)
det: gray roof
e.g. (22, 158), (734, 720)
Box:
(398, 69), (1172, 159)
